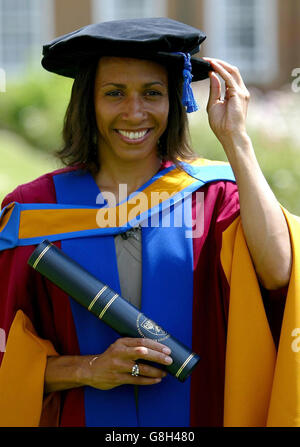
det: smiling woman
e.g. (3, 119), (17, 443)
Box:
(0, 17), (299, 429)
(93, 57), (169, 172)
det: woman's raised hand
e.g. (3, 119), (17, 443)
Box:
(204, 57), (250, 148)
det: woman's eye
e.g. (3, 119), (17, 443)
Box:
(105, 90), (123, 97)
(145, 90), (162, 97)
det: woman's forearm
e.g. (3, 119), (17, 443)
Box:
(222, 132), (292, 290)
(44, 355), (92, 394)
(203, 58), (292, 290)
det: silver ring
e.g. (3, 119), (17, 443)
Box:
(131, 363), (140, 376)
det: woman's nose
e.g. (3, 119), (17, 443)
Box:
(123, 95), (146, 121)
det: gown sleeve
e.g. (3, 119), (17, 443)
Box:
(190, 180), (290, 427)
(0, 187), (61, 427)
(213, 180), (287, 349)
(217, 185), (300, 426)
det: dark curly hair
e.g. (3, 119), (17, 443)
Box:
(56, 58), (197, 174)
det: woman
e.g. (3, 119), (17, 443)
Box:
(0, 17), (299, 427)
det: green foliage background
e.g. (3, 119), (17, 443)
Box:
(0, 71), (299, 215)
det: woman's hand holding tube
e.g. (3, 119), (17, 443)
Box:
(44, 337), (172, 393)
(85, 337), (172, 390)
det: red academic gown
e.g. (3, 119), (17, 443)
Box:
(0, 165), (286, 427)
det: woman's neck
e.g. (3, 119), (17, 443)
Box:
(94, 154), (162, 201)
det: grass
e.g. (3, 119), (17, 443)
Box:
(0, 130), (59, 205)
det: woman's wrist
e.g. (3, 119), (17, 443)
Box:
(220, 132), (258, 175)
(220, 131), (251, 155)
(44, 355), (95, 393)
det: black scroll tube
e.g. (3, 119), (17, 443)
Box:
(28, 240), (200, 382)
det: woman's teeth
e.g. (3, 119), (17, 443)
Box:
(117, 129), (148, 140)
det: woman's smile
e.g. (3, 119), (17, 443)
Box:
(114, 128), (152, 144)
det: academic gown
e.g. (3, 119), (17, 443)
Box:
(0, 159), (299, 427)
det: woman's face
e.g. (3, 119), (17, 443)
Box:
(94, 56), (169, 164)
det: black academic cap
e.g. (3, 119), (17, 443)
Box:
(41, 17), (212, 81)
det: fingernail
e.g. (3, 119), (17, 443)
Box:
(162, 347), (171, 355)
(165, 356), (173, 364)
